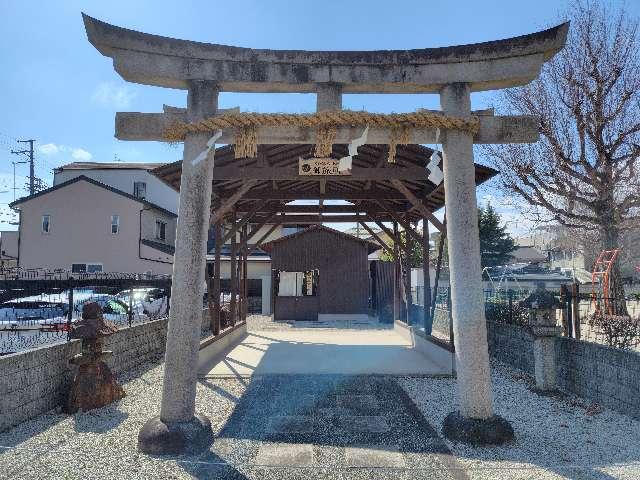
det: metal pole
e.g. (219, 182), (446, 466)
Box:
(66, 278), (74, 341)
(128, 286), (134, 327)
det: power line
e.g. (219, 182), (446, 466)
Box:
(11, 139), (35, 195)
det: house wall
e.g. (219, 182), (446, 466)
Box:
(16, 180), (172, 274)
(140, 208), (177, 246)
(216, 259), (272, 314)
(54, 168), (178, 214)
(271, 229), (370, 315)
(0, 231), (19, 259)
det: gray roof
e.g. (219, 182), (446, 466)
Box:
(10, 175), (177, 218)
(55, 161), (167, 171)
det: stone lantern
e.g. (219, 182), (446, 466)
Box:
(65, 302), (125, 413)
(520, 283), (563, 392)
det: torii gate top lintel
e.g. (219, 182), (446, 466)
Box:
(82, 13), (568, 93)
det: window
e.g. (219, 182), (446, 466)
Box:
(155, 220), (167, 241)
(71, 263), (85, 273)
(133, 181), (146, 199)
(87, 263), (103, 273)
(277, 270), (318, 297)
(41, 215), (51, 234)
(111, 215), (120, 234)
(71, 263), (103, 274)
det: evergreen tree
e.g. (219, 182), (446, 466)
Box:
(478, 204), (516, 267)
(428, 205), (516, 268)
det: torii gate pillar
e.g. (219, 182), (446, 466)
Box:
(138, 81), (218, 454)
(440, 83), (513, 443)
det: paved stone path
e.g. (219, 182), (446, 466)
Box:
(188, 374), (467, 479)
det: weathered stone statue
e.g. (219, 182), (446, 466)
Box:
(65, 302), (125, 413)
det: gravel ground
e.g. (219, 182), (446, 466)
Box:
(2, 335), (639, 479)
(399, 361), (640, 480)
(0, 359), (458, 479)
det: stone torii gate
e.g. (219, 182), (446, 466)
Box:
(83, 14), (567, 453)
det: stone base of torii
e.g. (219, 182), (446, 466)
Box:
(81, 13), (569, 454)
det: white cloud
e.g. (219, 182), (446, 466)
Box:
(38, 143), (61, 155)
(91, 82), (136, 109)
(71, 148), (92, 161)
(37, 143), (93, 162)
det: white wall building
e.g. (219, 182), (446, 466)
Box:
(53, 162), (179, 214)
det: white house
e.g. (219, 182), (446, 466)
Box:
(53, 161), (179, 214)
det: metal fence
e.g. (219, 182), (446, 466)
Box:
(0, 274), (172, 355)
(421, 284), (640, 351)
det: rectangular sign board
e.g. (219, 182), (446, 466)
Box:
(298, 157), (350, 176)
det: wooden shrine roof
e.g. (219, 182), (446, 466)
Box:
(152, 143), (497, 225)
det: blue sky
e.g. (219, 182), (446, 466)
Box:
(1, 0), (637, 232)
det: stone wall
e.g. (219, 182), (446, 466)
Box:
(556, 337), (640, 419)
(432, 307), (451, 339)
(0, 310), (212, 432)
(485, 321), (535, 375)
(434, 305), (640, 420)
(0, 340), (81, 432)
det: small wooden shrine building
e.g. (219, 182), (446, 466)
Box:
(261, 225), (379, 321)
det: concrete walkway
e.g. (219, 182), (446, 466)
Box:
(198, 328), (453, 378)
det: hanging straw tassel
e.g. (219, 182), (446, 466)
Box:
(234, 126), (258, 158)
(314, 125), (337, 157)
(388, 126), (411, 163)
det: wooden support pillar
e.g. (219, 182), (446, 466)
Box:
(229, 213), (237, 326)
(242, 223), (248, 322)
(430, 225), (447, 322)
(393, 222), (400, 322)
(401, 228), (411, 325)
(213, 222), (221, 334)
(423, 218), (432, 334)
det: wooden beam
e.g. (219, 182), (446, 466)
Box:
(220, 189), (420, 201)
(210, 181), (257, 225)
(211, 164), (428, 181)
(358, 221), (394, 259)
(370, 218), (412, 256)
(375, 200), (423, 244)
(221, 202), (265, 244)
(243, 214), (403, 224)
(246, 212), (279, 242)
(390, 179), (444, 232)
(247, 223), (281, 255)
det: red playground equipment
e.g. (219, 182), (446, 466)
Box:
(591, 249), (621, 314)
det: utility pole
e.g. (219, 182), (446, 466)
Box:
(11, 161), (27, 201)
(11, 139), (35, 195)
